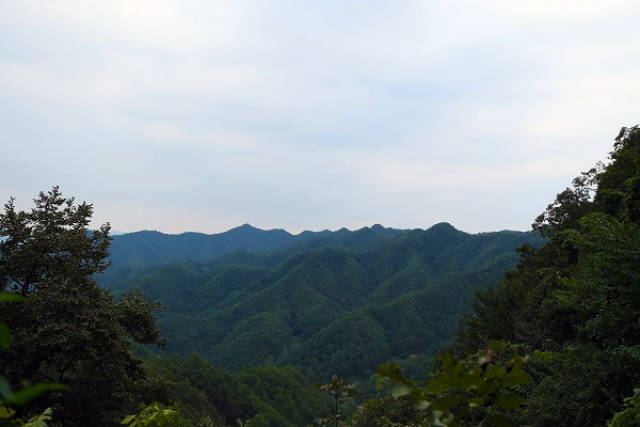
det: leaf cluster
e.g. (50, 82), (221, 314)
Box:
(377, 341), (531, 426)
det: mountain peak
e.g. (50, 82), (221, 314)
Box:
(429, 222), (457, 232)
(423, 222), (465, 240)
(229, 223), (260, 232)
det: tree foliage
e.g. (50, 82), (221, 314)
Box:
(137, 354), (332, 426)
(1, 292), (65, 427)
(0, 187), (164, 426)
(100, 223), (542, 381)
(449, 125), (640, 426)
(315, 375), (358, 426)
(120, 403), (180, 427)
(377, 341), (532, 426)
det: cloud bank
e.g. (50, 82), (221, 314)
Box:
(2, 1), (639, 233)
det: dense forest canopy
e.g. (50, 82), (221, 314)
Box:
(101, 222), (542, 380)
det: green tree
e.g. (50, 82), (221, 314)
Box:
(316, 375), (357, 426)
(377, 341), (532, 426)
(452, 125), (640, 425)
(1, 292), (65, 426)
(0, 187), (164, 426)
(609, 387), (640, 427)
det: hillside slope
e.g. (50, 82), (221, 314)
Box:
(102, 224), (405, 292)
(102, 223), (543, 380)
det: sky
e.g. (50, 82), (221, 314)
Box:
(1, 1), (640, 235)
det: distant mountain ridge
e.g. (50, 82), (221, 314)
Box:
(101, 222), (406, 295)
(101, 223), (544, 380)
(108, 223), (297, 268)
(108, 223), (404, 269)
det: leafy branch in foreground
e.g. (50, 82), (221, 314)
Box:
(377, 341), (533, 426)
(120, 402), (179, 427)
(608, 387), (640, 427)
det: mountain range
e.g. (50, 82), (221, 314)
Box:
(100, 223), (544, 380)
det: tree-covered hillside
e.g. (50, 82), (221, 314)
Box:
(106, 223), (406, 272)
(102, 223), (543, 380)
(364, 126), (640, 426)
(101, 223), (406, 293)
(138, 354), (332, 426)
(449, 126), (640, 426)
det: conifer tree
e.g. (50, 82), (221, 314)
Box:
(0, 187), (164, 426)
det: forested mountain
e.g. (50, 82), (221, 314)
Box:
(101, 223), (405, 290)
(107, 223), (404, 270)
(139, 355), (332, 426)
(101, 223), (543, 380)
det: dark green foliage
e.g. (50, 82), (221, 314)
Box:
(102, 224), (406, 294)
(522, 344), (638, 426)
(0, 187), (111, 296)
(108, 224), (296, 271)
(293, 313), (392, 379)
(0, 188), (164, 426)
(0, 293), (23, 350)
(239, 365), (334, 425)
(349, 394), (427, 427)
(215, 312), (292, 371)
(138, 354), (331, 426)
(377, 341), (532, 426)
(0, 291), (66, 427)
(452, 125), (640, 426)
(315, 375), (358, 426)
(102, 224), (541, 381)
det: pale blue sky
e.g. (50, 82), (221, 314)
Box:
(2, 1), (639, 234)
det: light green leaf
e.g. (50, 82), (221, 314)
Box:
(121, 414), (136, 424)
(391, 384), (411, 399)
(0, 406), (16, 419)
(0, 293), (25, 303)
(23, 407), (54, 427)
(425, 374), (455, 394)
(489, 339), (506, 353)
(414, 400), (431, 410)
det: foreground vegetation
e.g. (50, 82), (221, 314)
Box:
(1, 124), (639, 425)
